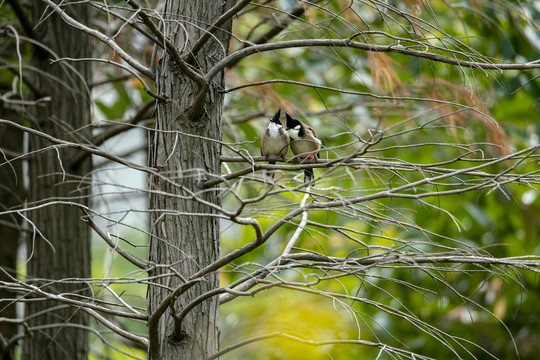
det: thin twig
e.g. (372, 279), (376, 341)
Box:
(39, 0), (153, 78)
(83, 213), (147, 270)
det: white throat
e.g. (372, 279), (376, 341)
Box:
(267, 122), (282, 135)
(286, 128), (300, 140)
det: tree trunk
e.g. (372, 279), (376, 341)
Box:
(147, 1), (234, 359)
(22, 2), (92, 359)
(0, 111), (24, 360)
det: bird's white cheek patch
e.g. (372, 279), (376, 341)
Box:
(287, 130), (299, 139)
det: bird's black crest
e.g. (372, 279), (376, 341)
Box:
(270, 109), (282, 125)
(285, 113), (301, 128)
(285, 113), (304, 136)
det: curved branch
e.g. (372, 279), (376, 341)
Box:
(71, 100), (155, 167)
(84, 308), (148, 349)
(0, 119), (153, 174)
(281, 253), (540, 271)
(205, 152), (540, 188)
(248, 3), (311, 45)
(207, 332), (432, 360)
(0, 119), (206, 200)
(0, 277), (147, 321)
(83, 214), (147, 270)
(51, 57), (165, 101)
(207, 38), (540, 81)
(189, 199), (313, 282)
(125, 0), (206, 87)
(39, 0), (153, 78)
(194, 145), (539, 283)
(219, 191), (311, 304)
(89, 2), (163, 51)
(223, 79), (497, 116)
(186, 0), (254, 63)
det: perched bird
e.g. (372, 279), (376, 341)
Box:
(285, 112), (321, 183)
(261, 109), (289, 180)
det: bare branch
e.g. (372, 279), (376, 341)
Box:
(208, 332), (433, 360)
(51, 57), (165, 101)
(124, 0), (206, 86)
(0, 119), (153, 173)
(71, 100), (155, 167)
(83, 214), (148, 270)
(207, 38), (540, 80)
(39, 0), (153, 78)
(186, 0), (254, 63)
(84, 308), (148, 349)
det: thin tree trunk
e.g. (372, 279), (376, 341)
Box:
(22, 2), (92, 359)
(147, 1), (234, 359)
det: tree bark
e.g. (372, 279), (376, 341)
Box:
(0, 111), (24, 360)
(147, 1), (235, 359)
(22, 2), (92, 359)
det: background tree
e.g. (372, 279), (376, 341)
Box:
(0, 110), (23, 360)
(0, 7), (26, 360)
(1, 1), (540, 359)
(2, 1), (92, 359)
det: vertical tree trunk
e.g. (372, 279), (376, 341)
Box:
(22, 2), (92, 359)
(0, 112), (24, 360)
(147, 1), (234, 359)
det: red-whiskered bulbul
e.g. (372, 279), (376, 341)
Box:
(285, 112), (321, 183)
(261, 109), (289, 180)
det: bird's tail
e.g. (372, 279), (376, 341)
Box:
(304, 168), (314, 184)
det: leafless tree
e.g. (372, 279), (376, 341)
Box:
(2, 1), (92, 359)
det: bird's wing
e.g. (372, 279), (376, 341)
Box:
(260, 128), (270, 155)
(305, 125), (321, 157)
(305, 125), (317, 137)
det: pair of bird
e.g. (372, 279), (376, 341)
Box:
(261, 109), (321, 183)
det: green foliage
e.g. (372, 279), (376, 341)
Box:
(94, 77), (150, 120)
(218, 1), (540, 359)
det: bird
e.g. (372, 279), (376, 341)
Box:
(285, 112), (321, 183)
(261, 109), (289, 180)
